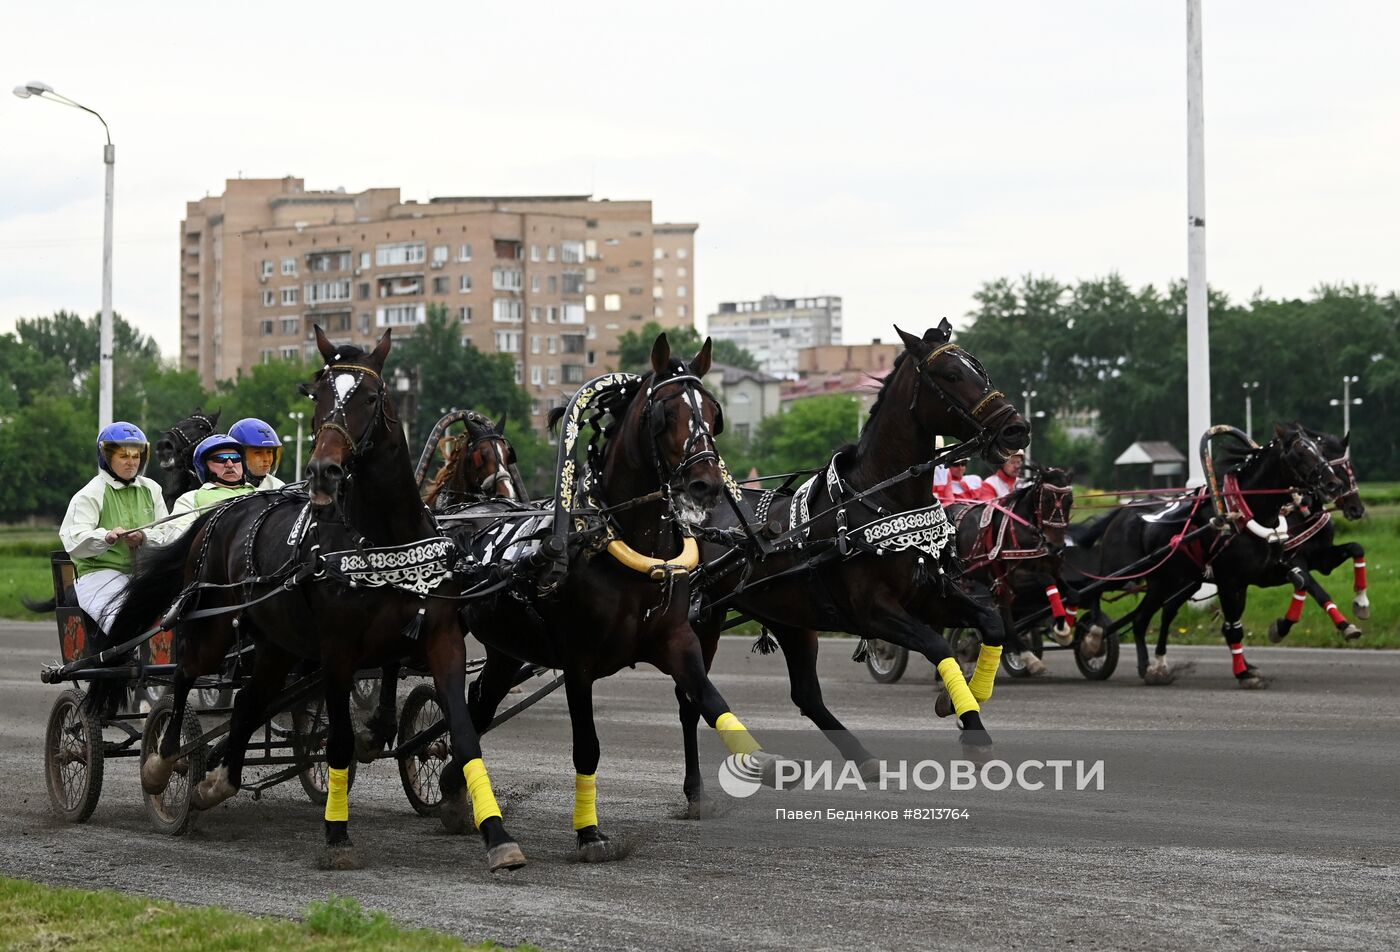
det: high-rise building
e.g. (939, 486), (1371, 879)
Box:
(180, 178), (696, 431)
(651, 223), (697, 329)
(706, 294), (843, 378)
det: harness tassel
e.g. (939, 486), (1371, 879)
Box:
(914, 556), (930, 588)
(752, 628), (779, 655)
(851, 638), (870, 663)
(402, 606), (426, 641)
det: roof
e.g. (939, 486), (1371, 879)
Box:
(710, 362), (782, 386)
(1114, 441), (1187, 466)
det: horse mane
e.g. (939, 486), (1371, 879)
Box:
(859, 349), (912, 439)
(1215, 429), (1268, 473)
(423, 412), (497, 506)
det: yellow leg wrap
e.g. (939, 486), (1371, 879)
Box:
(937, 658), (981, 716)
(969, 644), (1002, 702)
(464, 758), (502, 828)
(715, 711), (761, 756)
(573, 773), (599, 830)
(324, 767), (349, 823)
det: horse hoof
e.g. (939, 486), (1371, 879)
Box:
(353, 729), (382, 764)
(317, 843), (363, 871)
(439, 787), (474, 834)
(191, 766), (236, 810)
(487, 841), (527, 872)
(934, 690), (954, 719)
(576, 828), (615, 863)
(1050, 622), (1074, 647)
(1237, 674), (1268, 689)
(1267, 622), (1287, 644)
(1143, 665), (1175, 686)
(1079, 629), (1103, 657)
(1343, 624), (1363, 641)
(1023, 653), (1047, 677)
(1353, 599), (1370, 621)
(140, 754), (175, 795)
(686, 796), (721, 819)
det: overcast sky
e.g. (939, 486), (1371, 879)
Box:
(2, 1), (1397, 360)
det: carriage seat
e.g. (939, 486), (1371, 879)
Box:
(1138, 490), (1204, 527)
(50, 550), (103, 664)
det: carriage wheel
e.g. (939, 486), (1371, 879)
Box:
(292, 696), (357, 806)
(351, 675), (379, 713)
(947, 628), (982, 678)
(398, 684), (448, 817)
(1074, 628), (1120, 681)
(1001, 629), (1045, 679)
(194, 679), (233, 710)
(44, 689), (104, 823)
(141, 695), (205, 835)
(864, 640), (909, 684)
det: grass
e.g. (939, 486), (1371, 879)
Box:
(0, 877), (536, 951)
(0, 536), (57, 621)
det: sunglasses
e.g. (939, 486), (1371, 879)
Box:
(210, 453), (243, 464)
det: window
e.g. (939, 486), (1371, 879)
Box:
(457, 243), (472, 261)
(376, 241), (426, 266)
(547, 275), (557, 294)
(530, 366), (542, 386)
(547, 367), (558, 385)
(281, 287), (299, 306)
(262, 289), (275, 307)
(261, 349), (274, 364)
(452, 274), (469, 293)
(531, 335), (541, 354)
(513, 361), (523, 385)
(587, 350), (597, 366)
(562, 333), (586, 354)
(547, 336), (557, 355)
(530, 306), (541, 323)
(547, 306), (558, 323)
(586, 324), (597, 340)
(585, 294), (596, 313)
(334, 313), (352, 332)
(281, 257), (297, 276)
(432, 245), (449, 265)
(305, 279), (351, 304)
(584, 239), (597, 259)
(260, 319), (275, 335)
(260, 260), (274, 279)
(280, 346), (299, 360)
(734, 423), (750, 440)
(279, 317), (298, 336)
(359, 251), (371, 270)
(546, 244), (557, 262)
(654, 268), (664, 280)
(562, 303), (585, 324)
(492, 298), (523, 323)
(359, 313), (372, 333)
(561, 271), (585, 294)
(432, 276), (449, 294)
(677, 285), (688, 298)
(677, 267), (687, 278)
(562, 364), (585, 384)
(493, 330), (522, 352)
(603, 293), (621, 312)
(654, 306), (664, 318)
(653, 248), (665, 260)
(677, 248), (688, 259)
(492, 268), (523, 291)
(586, 267), (596, 282)
(458, 306), (473, 324)
(678, 304), (688, 318)
(530, 275), (540, 293)
(561, 240), (583, 264)
(530, 244), (540, 262)
(653, 286), (664, 300)
(377, 303), (426, 327)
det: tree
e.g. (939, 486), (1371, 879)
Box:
(618, 321), (759, 374)
(749, 395), (860, 475)
(0, 394), (93, 521)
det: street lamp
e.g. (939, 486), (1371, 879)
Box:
(1021, 389), (1041, 463)
(1329, 375), (1362, 435)
(13, 80), (115, 428)
(1241, 381), (1260, 442)
(286, 411), (306, 475)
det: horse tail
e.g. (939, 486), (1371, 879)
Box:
(22, 596), (57, 613)
(81, 513), (212, 716)
(1069, 513), (1112, 550)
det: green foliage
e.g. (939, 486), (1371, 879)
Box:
(618, 321), (759, 373)
(0, 394), (95, 520)
(748, 395), (860, 475)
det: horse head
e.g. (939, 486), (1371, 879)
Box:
(1027, 464), (1074, 552)
(155, 407), (219, 473)
(1275, 422), (1344, 503)
(428, 412), (519, 507)
(1304, 427), (1364, 520)
(304, 326), (395, 508)
(893, 320), (1029, 465)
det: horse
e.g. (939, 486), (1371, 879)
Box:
(100, 328), (525, 872)
(456, 333), (776, 861)
(941, 464), (1076, 683)
(153, 407), (220, 507)
(682, 321), (1029, 815)
(1063, 423), (1342, 688)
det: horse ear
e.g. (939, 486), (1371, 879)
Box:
(369, 328), (393, 368)
(650, 333), (672, 377)
(1273, 422), (1290, 440)
(314, 325), (336, 363)
(894, 325), (923, 353)
(209, 408), (221, 427)
(690, 338), (713, 379)
(936, 317), (953, 340)
(494, 412), (507, 436)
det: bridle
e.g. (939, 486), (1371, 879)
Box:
(312, 363), (392, 463)
(1279, 430), (1341, 502)
(454, 423), (517, 499)
(910, 342), (1018, 437)
(158, 412), (214, 467)
(643, 372), (723, 490)
(1037, 479), (1074, 530)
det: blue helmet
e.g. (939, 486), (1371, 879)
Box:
(228, 417), (283, 474)
(97, 422), (149, 480)
(192, 433), (244, 484)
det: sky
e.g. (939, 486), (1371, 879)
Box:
(2, 1), (1398, 360)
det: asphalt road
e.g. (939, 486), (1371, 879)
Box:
(2, 619), (1399, 951)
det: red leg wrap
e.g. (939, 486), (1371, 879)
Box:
(1285, 591), (1306, 623)
(1230, 645), (1248, 676)
(1045, 585), (1067, 621)
(1324, 601), (1347, 627)
(1354, 560), (1367, 593)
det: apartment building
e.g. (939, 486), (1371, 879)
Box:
(651, 223), (698, 328)
(180, 178), (696, 431)
(706, 294), (843, 378)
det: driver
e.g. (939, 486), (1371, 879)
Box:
(149, 434), (256, 543)
(59, 422), (169, 632)
(979, 450), (1025, 498)
(229, 417), (286, 490)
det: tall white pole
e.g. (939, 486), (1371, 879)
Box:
(1343, 377), (1351, 435)
(1186, 0), (1210, 485)
(100, 142), (115, 427)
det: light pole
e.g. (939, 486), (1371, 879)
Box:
(1185, 0), (1212, 485)
(1022, 389), (1038, 463)
(286, 411), (306, 475)
(13, 80), (115, 428)
(1241, 381), (1259, 441)
(1329, 375), (1361, 435)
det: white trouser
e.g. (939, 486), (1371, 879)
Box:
(74, 569), (131, 633)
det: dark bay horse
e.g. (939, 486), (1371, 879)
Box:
(458, 334), (775, 861)
(153, 408), (219, 507)
(102, 328), (525, 872)
(1064, 423), (1341, 688)
(683, 322), (1029, 815)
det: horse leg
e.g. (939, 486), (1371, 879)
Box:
(564, 667), (614, 863)
(677, 616), (722, 818)
(1133, 585), (1168, 684)
(193, 640), (295, 810)
(1147, 583), (1195, 685)
(776, 625), (879, 777)
(1219, 585), (1266, 688)
(1288, 564), (1362, 641)
(143, 624), (228, 795)
(443, 649), (516, 833)
(355, 662), (399, 763)
(1341, 543), (1370, 619)
(427, 624), (525, 872)
(935, 580), (1011, 718)
(317, 660), (363, 870)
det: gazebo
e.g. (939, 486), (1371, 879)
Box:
(1114, 441), (1187, 489)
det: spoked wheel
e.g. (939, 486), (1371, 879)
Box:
(141, 694), (205, 835)
(947, 628), (982, 678)
(1074, 628), (1121, 680)
(44, 689), (104, 823)
(194, 678), (233, 710)
(398, 684), (448, 817)
(864, 640), (910, 684)
(1001, 629), (1045, 679)
(293, 695), (356, 806)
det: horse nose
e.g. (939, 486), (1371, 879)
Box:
(1000, 421), (1030, 449)
(307, 458), (344, 486)
(688, 475), (720, 506)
